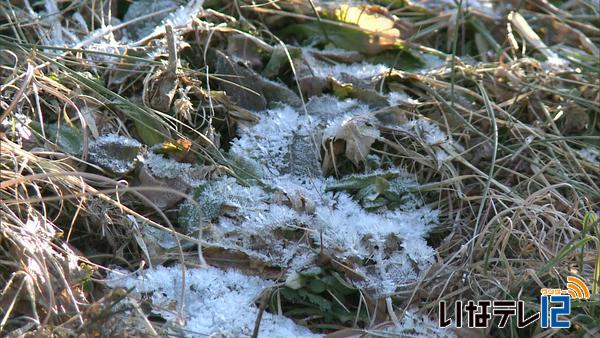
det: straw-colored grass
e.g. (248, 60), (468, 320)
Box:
(1, 0), (598, 336)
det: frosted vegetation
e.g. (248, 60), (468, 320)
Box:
(101, 1), (463, 336)
(109, 266), (321, 337)
(126, 44), (458, 336)
(4, 0), (597, 336)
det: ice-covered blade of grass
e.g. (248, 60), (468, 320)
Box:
(107, 265), (321, 337)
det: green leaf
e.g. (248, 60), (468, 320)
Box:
(30, 121), (83, 155)
(374, 177), (390, 194)
(306, 279), (327, 294)
(132, 109), (169, 146)
(262, 46), (301, 78)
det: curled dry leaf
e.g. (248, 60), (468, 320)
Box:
(322, 117), (380, 172)
(143, 64), (179, 112)
(272, 189), (316, 215)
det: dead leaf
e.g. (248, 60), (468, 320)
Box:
(143, 64), (179, 112)
(322, 117), (380, 171)
(227, 34), (265, 70)
(137, 164), (189, 209)
(331, 4), (401, 55)
(560, 102), (590, 134)
(215, 51), (267, 111)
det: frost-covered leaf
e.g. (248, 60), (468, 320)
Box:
(138, 164), (188, 209)
(323, 116), (381, 168)
(136, 151), (219, 210)
(88, 134), (142, 175)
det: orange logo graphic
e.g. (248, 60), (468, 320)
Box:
(565, 276), (590, 299)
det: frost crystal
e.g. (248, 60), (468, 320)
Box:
(376, 310), (456, 337)
(88, 134), (141, 174)
(107, 266), (321, 337)
(302, 48), (389, 79)
(577, 147), (599, 164)
(230, 106), (300, 176)
(1, 113), (33, 141)
(211, 93), (442, 289)
(400, 119), (448, 145)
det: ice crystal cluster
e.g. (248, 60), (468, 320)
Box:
(111, 53), (455, 336)
(182, 90), (445, 295)
(88, 134), (142, 174)
(108, 266), (321, 337)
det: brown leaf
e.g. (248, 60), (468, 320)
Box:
(142, 65), (179, 112)
(560, 102), (590, 135)
(215, 52), (267, 111)
(137, 165), (188, 209)
(322, 117), (380, 168)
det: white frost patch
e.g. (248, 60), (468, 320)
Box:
(231, 106), (299, 176)
(143, 152), (205, 187)
(181, 177), (312, 265)
(577, 147), (599, 164)
(161, 0), (204, 28)
(1, 113), (32, 141)
(218, 96), (442, 293)
(374, 311), (456, 337)
(387, 91), (418, 106)
(400, 119), (448, 145)
(231, 95), (373, 176)
(303, 48), (389, 79)
(314, 192), (438, 259)
(107, 266), (321, 337)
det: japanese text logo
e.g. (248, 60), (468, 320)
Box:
(438, 276), (591, 329)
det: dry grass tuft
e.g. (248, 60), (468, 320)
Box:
(1, 0), (598, 336)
